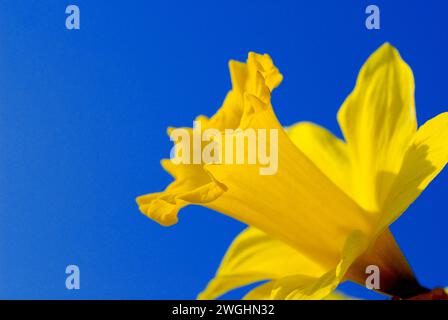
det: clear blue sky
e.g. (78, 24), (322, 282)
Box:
(0, 0), (447, 299)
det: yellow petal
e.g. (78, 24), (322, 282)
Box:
(285, 121), (419, 297)
(337, 43), (417, 212)
(243, 231), (369, 300)
(243, 281), (276, 300)
(285, 45), (423, 298)
(380, 112), (448, 229)
(286, 121), (351, 197)
(198, 227), (326, 300)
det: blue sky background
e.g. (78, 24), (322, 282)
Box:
(0, 1), (447, 299)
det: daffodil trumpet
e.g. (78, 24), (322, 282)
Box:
(137, 44), (448, 300)
(169, 120), (279, 175)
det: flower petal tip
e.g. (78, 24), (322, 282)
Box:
(136, 196), (180, 227)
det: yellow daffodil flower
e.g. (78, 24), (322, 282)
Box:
(136, 43), (448, 300)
